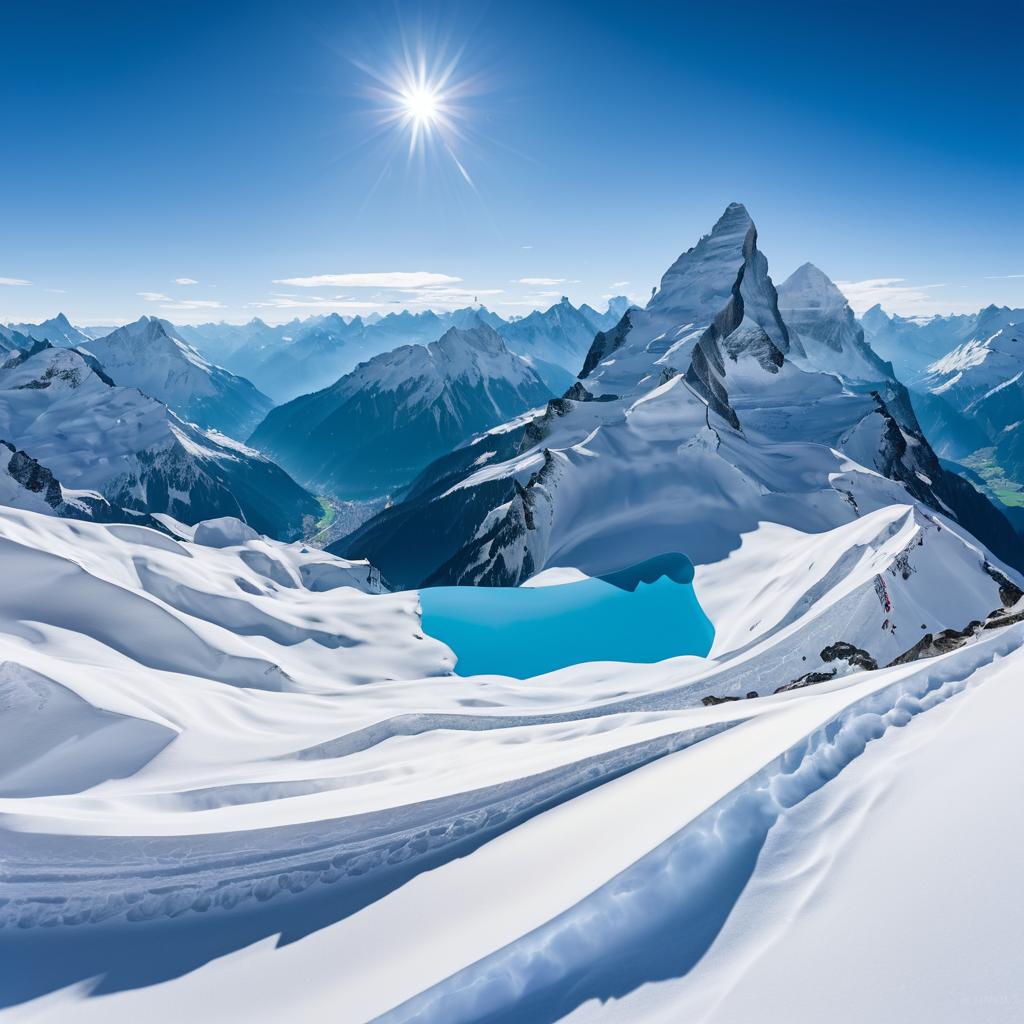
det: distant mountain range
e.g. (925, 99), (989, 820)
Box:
(6, 286), (1024, 532)
(249, 323), (553, 499)
(861, 303), (1024, 384)
(859, 304), (1024, 504)
(173, 297), (629, 402)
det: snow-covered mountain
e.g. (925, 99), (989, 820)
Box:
(4, 312), (92, 348)
(0, 342), (318, 538)
(83, 317), (273, 440)
(338, 203), (1021, 591)
(7, 212), (1024, 1024)
(580, 294), (631, 331)
(778, 263), (894, 384)
(249, 322), (553, 499)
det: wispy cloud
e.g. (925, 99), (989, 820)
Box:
(160, 299), (225, 311)
(0, 277), (32, 287)
(514, 277), (578, 286)
(249, 284), (503, 314)
(138, 291), (172, 302)
(174, 277), (199, 285)
(273, 272), (461, 289)
(835, 277), (953, 316)
(610, 280), (630, 288)
(986, 273), (1024, 280)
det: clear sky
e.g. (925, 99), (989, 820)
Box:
(3, 0), (1022, 325)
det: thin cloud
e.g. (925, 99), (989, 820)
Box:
(174, 277), (199, 285)
(250, 284), (504, 314)
(835, 277), (953, 316)
(0, 277), (32, 287)
(986, 273), (1024, 280)
(159, 299), (225, 310)
(249, 297), (386, 311)
(610, 280), (630, 288)
(273, 272), (462, 289)
(139, 291), (172, 302)
(514, 277), (579, 286)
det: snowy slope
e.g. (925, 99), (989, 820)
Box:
(0, 342), (318, 538)
(0, 497), (1021, 1021)
(249, 323), (553, 500)
(84, 317), (273, 440)
(339, 204), (1022, 587)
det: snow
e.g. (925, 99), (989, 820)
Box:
(192, 517), (260, 548)
(2, 205), (1023, 1024)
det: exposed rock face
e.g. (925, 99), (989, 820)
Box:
(819, 641), (878, 671)
(2, 441), (64, 508)
(0, 439), (166, 527)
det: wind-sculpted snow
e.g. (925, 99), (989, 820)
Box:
(0, 496), (1022, 1020)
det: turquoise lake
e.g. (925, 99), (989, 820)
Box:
(419, 554), (714, 678)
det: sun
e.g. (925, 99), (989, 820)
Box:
(357, 41), (486, 185)
(401, 86), (442, 126)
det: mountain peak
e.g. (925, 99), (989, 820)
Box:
(778, 263), (848, 311)
(719, 200), (753, 226)
(652, 202), (758, 316)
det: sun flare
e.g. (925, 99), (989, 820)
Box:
(401, 86), (442, 126)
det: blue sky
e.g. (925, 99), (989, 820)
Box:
(2, 0), (1022, 324)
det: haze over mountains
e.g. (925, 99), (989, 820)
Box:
(6, 268), (1024, 541)
(250, 322), (553, 499)
(174, 296), (629, 402)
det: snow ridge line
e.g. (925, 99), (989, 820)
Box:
(376, 624), (1023, 1023)
(0, 723), (732, 931)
